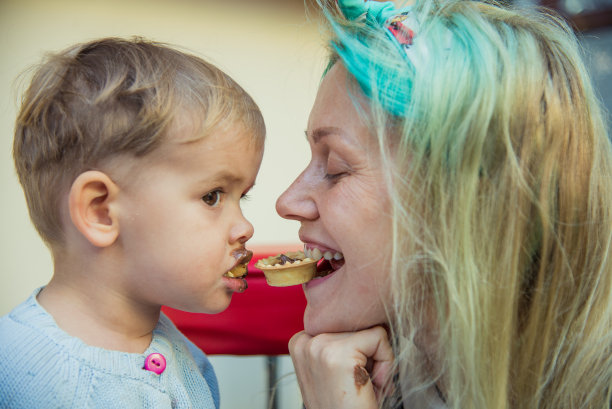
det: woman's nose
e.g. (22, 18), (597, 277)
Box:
(276, 170), (318, 221)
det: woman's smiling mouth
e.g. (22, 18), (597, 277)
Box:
(303, 244), (345, 278)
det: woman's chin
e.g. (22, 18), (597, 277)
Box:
(303, 311), (335, 336)
(302, 303), (353, 336)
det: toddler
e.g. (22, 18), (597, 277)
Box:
(0, 37), (265, 408)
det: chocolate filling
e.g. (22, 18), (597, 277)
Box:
(278, 254), (297, 265)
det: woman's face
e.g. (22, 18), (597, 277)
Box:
(276, 64), (392, 335)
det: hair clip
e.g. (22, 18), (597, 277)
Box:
(387, 12), (415, 48)
(337, 0), (417, 55)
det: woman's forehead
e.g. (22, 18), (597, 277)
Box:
(308, 64), (371, 136)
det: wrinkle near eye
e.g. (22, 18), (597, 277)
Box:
(327, 151), (352, 175)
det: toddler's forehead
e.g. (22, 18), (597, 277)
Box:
(168, 115), (264, 151)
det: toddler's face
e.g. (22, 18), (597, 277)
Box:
(112, 123), (263, 314)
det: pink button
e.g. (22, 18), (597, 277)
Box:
(143, 353), (166, 374)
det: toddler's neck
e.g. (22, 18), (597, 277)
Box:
(37, 279), (160, 354)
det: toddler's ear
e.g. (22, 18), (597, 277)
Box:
(68, 171), (120, 247)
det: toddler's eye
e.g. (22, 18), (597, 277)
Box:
(202, 190), (222, 207)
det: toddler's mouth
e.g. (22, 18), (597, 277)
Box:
(224, 248), (253, 277)
(223, 248), (252, 293)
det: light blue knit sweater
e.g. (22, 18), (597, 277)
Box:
(0, 289), (220, 408)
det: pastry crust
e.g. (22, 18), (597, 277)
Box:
(255, 251), (318, 286)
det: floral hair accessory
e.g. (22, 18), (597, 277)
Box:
(330, 0), (424, 115)
(337, 0), (417, 56)
(387, 13), (415, 47)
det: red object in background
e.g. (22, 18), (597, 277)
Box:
(162, 248), (307, 356)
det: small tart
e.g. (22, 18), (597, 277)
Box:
(255, 251), (318, 287)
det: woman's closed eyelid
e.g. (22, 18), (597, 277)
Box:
(324, 162), (351, 182)
(324, 171), (349, 182)
(326, 151), (352, 175)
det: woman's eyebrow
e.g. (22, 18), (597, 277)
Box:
(305, 126), (345, 143)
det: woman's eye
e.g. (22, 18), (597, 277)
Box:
(202, 190), (222, 207)
(325, 153), (351, 182)
(324, 172), (347, 182)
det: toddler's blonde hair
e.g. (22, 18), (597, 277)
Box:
(14, 37), (265, 246)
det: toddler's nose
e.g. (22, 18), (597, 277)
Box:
(231, 213), (254, 244)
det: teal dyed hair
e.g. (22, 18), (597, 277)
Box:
(322, 1), (416, 116)
(321, 0), (585, 171)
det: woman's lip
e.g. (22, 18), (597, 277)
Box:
(305, 264), (341, 290)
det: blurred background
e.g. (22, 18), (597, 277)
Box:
(533, 0), (612, 124)
(0, 0), (610, 408)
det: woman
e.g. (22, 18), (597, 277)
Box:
(276, 0), (612, 408)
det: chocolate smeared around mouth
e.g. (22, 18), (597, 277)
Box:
(232, 248), (253, 265)
(235, 278), (248, 293)
(225, 248), (253, 279)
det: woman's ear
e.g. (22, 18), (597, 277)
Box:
(68, 170), (120, 247)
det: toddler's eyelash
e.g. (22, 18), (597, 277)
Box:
(241, 193), (251, 201)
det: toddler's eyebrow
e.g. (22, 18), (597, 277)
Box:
(203, 171), (244, 185)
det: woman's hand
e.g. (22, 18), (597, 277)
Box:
(289, 326), (394, 409)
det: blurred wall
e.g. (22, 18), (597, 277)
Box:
(0, 0), (326, 315)
(1, 2), (324, 407)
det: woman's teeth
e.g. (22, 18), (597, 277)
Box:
(304, 245), (343, 261)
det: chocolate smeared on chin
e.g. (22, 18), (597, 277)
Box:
(235, 278), (248, 293)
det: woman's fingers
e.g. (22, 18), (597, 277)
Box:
(289, 326), (394, 409)
(353, 327), (394, 390)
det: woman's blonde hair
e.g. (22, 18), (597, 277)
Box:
(13, 37), (265, 246)
(323, 1), (612, 407)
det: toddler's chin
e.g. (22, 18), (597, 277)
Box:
(178, 298), (232, 316)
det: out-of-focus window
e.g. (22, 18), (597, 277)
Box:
(518, 0), (612, 30)
(512, 0), (612, 131)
